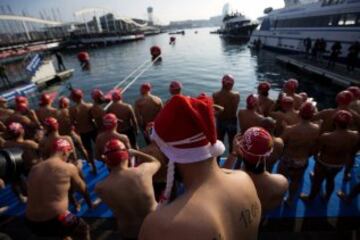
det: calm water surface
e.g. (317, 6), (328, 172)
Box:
(42, 27), (342, 110)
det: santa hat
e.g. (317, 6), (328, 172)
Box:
(239, 127), (273, 165)
(103, 139), (129, 167)
(222, 74), (235, 89)
(151, 94), (225, 206)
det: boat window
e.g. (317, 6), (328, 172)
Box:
(260, 18), (271, 30)
(337, 15), (346, 25)
(345, 14), (357, 25)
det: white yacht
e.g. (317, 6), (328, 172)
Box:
(250, 0), (360, 57)
(220, 13), (258, 40)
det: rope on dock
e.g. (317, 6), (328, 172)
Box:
(103, 55), (161, 111)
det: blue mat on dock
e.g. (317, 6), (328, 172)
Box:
(1, 157), (360, 219)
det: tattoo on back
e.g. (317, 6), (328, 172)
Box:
(239, 203), (260, 228)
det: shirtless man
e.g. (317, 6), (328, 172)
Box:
(35, 93), (57, 124)
(7, 96), (42, 140)
(234, 127), (288, 212)
(169, 81), (182, 96)
(279, 102), (320, 205)
(348, 86), (360, 115)
(69, 88), (97, 174)
(95, 139), (160, 239)
(260, 117), (284, 172)
(95, 113), (130, 161)
(301, 110), (359, 201)
(213, 74), (240, 153)
(270, 96), (300, 136)
(238, 94), (264, 134)
(257, 82), (275, 117)
(90, 89), (106, 131)
(107, 89), (138, 148)
(25, 138), (91, 240)
(4, 122), (40, 202)
(134, 83), (163, 144)
(140, 94), (261, 240)
(57, 96), (89, 161)
(283, 79), (303, 110)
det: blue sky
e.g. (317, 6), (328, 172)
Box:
(0, 0), (284, 24)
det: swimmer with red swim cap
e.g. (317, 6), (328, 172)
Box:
(135, 83), (163, 145)
(238, 94), (264, 136)
(140, 94), (261, 240)
(69, 88), (98, 174)
(95, 139), (160, 239)
(36, 93), (58, 125)
(107, 88), (139, 148)
(347, 86), (360, 115)
(3, 122), (40, 203)
(278, 101), (320, 206)
(301, 110), (359, 202)
(169, 81), (182, 96)
(229, 127), (288, 212)
(213, 74), (240, 154)
(26, 137), (95, 240)
(282, 79), (303, 110)
(257, 81), (275, 117)
(95, 113), (131, 162)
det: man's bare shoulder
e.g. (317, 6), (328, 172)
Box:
(23, 140), (39, 149)
(268, 173), (289, 191)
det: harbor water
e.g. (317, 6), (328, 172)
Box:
(11, 28), (343, 110)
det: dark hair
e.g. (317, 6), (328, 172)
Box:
(243, 160), (265, 174)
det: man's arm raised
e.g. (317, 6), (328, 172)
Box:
(129, 149), (160, 175)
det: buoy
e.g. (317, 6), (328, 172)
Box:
(150, 46), (161, 58)
(77, 51), (90, 62)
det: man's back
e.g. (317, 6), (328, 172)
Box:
(36, 107), (57, 124)
(108, 102), (133, 129)
(213, 90), (240, 120)
(70, 102), (95, 133)
(140, 170), (261, 240)
(26, 159), (73, 221)
(96, 168), (157, 237)
(135, 95), (162, 127)
(95, 131), (130, 159)
(238, 109), (263, 134)
(282, 122), (320, 160)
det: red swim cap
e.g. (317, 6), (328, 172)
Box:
(347, 86), (360, 100)
(44, 117), (59, 132)
(150, 46), (161, 58)
(246, 94), (258, 110)
(15, 96), (28, 105)
(39, 93), (52, 106)
(299, 102), (315, 120)
(53, 138), (73, 153)
(258, 82), (271, 95)
(103, 113), (117, 130)
(222, 74), (235, 89)
(334, 110), (352, 128)
(112, 89), (122, 101)
(336, 90), (353, 106)
(284, 79), (299, 93)
(140, 83), (152, 95)
(239, 127), (273, 165)
(16, 102), (28, 113)
(70, 89), (83, 102)
(169, 81), (182, 95)
(8, 122), (24, 137)
(281, 96), (294, 110)
(299, 92), (308, 102)
(91, 89), (104, 102)
(103, 139), (129, 167)
(59, 97), (70, 109)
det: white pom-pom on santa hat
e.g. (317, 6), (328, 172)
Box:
(151, 94), (225, 207)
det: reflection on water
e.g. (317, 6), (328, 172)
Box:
(5, 28), (342, 110)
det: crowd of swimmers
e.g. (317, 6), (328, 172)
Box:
(0, 76), (360, 239)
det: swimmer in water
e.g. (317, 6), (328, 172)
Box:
(134, 83), (163, 145)
(238, 94), (264, 135)
(213, 74), (240, 153)
(257, 81), (275, 117)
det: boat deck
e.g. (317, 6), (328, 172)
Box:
(276, 55), (360, 87)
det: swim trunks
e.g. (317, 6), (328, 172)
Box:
(121, 126), (137, 148)
(317, 159), (343, 176)
(281, 157), (308, 170)
(25, 211), (88, 238)
(216, 118), (237, 151)
(80, 130), (97, 152)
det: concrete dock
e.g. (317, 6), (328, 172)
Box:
(276, 55), (359, 87)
